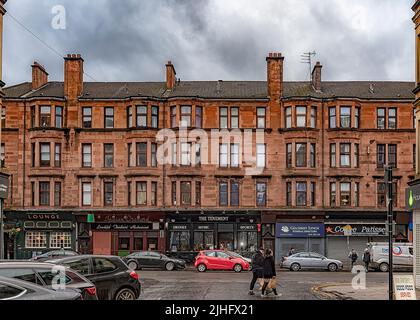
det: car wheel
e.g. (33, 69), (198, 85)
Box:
(290, 263), (301, 272)
(328, 263), (338, 272)
(127, 260), (138, 271)
(165, 262), (175, 271)
(197, 263), (207, 272)
(115, 288), (136, 300)
(379, 262), (389, 272)
(233, 264), (242, 273)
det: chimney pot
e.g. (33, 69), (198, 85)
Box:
(266, 52), (284, 101)
(311, 61), (322, 92)
(64, 53), (84, 100)
(166, 60), (177, 90)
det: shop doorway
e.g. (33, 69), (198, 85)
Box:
(147, 237), (158, 251)
(218, 233), (234, 251)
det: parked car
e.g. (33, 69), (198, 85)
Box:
(0, 276), (82, 300)
(226, 251), (252, 264)
(123, 251), (186, 271)
(194, 250), (250, 272)
(0, 261), (98, 300)
(281, 252), (343, 272)
(30, 249), (79, 262)
(46, 255), (141, 300)
(367, 242), (413, 272)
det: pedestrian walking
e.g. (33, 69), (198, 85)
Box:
(348, 249), (358, 270)
(261, 249), (278, 297)
(248, 247), (264, 295)
(362, 248), (371, 272)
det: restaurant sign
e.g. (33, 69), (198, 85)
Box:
(92, 223), (152, 231)
(325, 224), (386, 236)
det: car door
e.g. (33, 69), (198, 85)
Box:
(204, 251), (217, 269)
(295, 252), (311, 268)
(133, 252), (148, 268)
(145, 252), (162, 268)
(89, 257), (119, 300)
(216, 252), (232, 270)
(309, 253), (326, 269)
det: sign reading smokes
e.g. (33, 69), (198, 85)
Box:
(325, 224), (386, 236)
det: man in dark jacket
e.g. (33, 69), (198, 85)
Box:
(362, 248), (371, 272)
(248, 247), (264, 295)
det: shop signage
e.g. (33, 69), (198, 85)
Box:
(27, 214), (61, 220)
(325, 224), (386, 236)
(276, 223), (324, 238)
(393, 274), (416, 300)
(406, 183), (420, 210)
(198, 216), (229, 222)
(0, 173), (9, 199)
(92, 223), (152, 231)
(238, 225), (257, 231)
(170, 224), (189, 231)
(194, 224), (213, 231)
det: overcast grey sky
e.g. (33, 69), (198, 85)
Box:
(2, 0), (415, 86)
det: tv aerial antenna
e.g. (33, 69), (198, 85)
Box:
(300, 51), (316, 81)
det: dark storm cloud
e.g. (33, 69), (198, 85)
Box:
(2, 0), (414, 86)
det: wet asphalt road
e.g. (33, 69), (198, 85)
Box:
(137, 269), (391, 300)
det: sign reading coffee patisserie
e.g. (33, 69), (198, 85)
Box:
(325, 224), (386, 236)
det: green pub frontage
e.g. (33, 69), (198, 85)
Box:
(406, 181), (420, 289)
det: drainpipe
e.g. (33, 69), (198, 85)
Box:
(321, 98), (325, 209)
(22, 102), (27, 208)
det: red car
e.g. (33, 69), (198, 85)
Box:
(194, 250), (250, 272)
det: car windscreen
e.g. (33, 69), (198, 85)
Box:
(0, 269), (42, 286)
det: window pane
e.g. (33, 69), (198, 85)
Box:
(136, 106), (147, 127)
(296, 106), (306, 127)
(257, 144), (265, 168)
(329, 107), (336, 128)
(181, 182), (191, 205)
(285, 107), (292, 128)
(219, 144), (228, 167)
(296, 143), (307, 167)
(256, 182), (266, 207)
(136, 182), (147, 205)
(82, 183), (92, 205)
(296, 182), (307, 206)
(230, 183), (239, 206)
(219, 183), (228, 206)
(231, 144), (239, 167)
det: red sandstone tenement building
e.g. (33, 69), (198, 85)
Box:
(0, 52), (416, 263)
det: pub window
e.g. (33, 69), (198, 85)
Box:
(256, 182), (267, 207)
(180, 106), (191, 127)
(151, 182), (157, 206)
(136, 142), (147, 167)
(31, 106), (36, 128)
(219, 182), (228, 206)
(220, 107), (228, 129)
(82, 107), (92, 128)
(181, 181), (191, 206)
(0, 144), (4, 167)
(388, 108), (397, 129)
(354, 143), (359, 168)
(172, 143), (177, 166)
(54, 143), (61, 167)
(295, 143), (307, 167)
(195, 106), (202, 128)
(219, 143), (228, 167)
(230, 182), (239, 206)
(340, 106), (351, 128)
(354, 107), (360, 129)
(355, 182), (360, 207)
(181, 142), (191, 166)
(151, 143), (157, 167)
(40, 106), (51, 127)
(377, 144), (385, 168)
(31, 143), (36, 167)
(151, 106), (159, 128)
(82, 182), (92, 206)
(388, 144), (397, 168)
(286, 143), (292, 168)
(55, 106), (63, 128)
(310, 182), (316, 207)
(340, 182), (351, 206)
(310, 107), (317, 128)
(296, 182), (307, 206)
(50, 232), (71, 249)
(172, 181), (177, 205)
(104, 107), (114, 128)
(31, 182), (35, 206)
(136, 106), (147, 127)
(25, 231), (47, 248)
(285, 107), (292, 128)
(127, 182), (132, 206)
(286, 182), (292, 206)
(127, 143), (132, 167)
(104, 181), (114, 206)
(257, 107), (266, 129)
(195, 181), (201, 206)
(170, 106), (177, 128)
(340, 143), (351, 167)
(329, 107), (336, 129)
(127, 106), (133, 128)
(377, 108), (385, 129)
(330, 143), (336, 167)
(39, 182), (50, 206)
(330, 182), (336, 207)
(296, 106), (307, 127)
(104, 143), (114, 168)
(40, 143), (51, 167)
(136, 182), (147, 205)
(195, 143), (201, 166)
(54, 182), (61, 207)
(82, 144), (92, 168)
(257, 144), (266, 168)
(310, 143), (316, 168)
(231, 144), (239, 168)
(231, 107), (239, 129)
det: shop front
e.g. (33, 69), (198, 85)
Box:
(4, 211), (76, 259)
(167, 212), (261, 261)
(325, 222), (387, 265)
(275, 222), (325, 264)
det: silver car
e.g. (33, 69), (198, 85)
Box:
(281, 252), (343, 272)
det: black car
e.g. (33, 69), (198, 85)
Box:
(0, 262), (98, 300)
(47, 255), (141, 300)
(123, 251), (186, 271)
(0, 276), (82, 300)
(30, 249), (79, 262)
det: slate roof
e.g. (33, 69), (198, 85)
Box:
(3, 80), (415, 100)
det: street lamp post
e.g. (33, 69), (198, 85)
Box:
(384, 165), (394, 300)
(0, 172), (9, 260)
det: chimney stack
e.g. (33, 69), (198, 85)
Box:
(31, 61), (49, 90)
(266, 52), (284, 102)
(311, 61), (322, 92)
(64, 54), (84, 100)
(166, 61), (176, 90)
